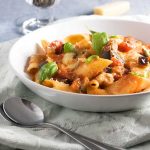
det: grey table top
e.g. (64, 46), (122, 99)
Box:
(0, 0), (150, 42)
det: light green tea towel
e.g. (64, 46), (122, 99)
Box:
(1, 15), (150, 150)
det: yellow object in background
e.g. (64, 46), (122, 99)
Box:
(94, 1), (130, 16)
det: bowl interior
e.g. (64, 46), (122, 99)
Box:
(9, 16), (150, 88)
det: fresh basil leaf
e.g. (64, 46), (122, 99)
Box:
(50, 65), (58, 76)
(64, 42), (74, 53)
(39, 69), (47, 82)
(86, 55), (99, 63)
(92, 32), (109, 55)
(39, 62), (58, 82)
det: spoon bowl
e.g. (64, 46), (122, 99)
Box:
(3, 97), (44, 126)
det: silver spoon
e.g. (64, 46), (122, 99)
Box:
(0, 97), (125, 150)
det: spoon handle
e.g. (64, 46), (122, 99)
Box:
(41, 122), (124, 150)
(42, 122), (106, 150)
(69, 130), (125, 150)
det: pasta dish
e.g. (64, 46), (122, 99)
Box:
(25, 31), (150, 95)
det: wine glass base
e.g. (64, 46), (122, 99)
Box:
(16, 17), (50, 35)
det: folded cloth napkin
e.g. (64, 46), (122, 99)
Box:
(1, 15), (150, 150)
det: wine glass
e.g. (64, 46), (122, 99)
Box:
(16, 0), (60, 35)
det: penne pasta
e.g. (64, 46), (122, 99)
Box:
(88, 80), (99, 89)
(106, 74), (150, 94)
(43, 79), (71, 92)
(25, 32), (150, 95)
(87, 87), (107, 95)
(26, 54), (46, 73)
(75, 58), (112, 79)
(64, 34), (90, 44)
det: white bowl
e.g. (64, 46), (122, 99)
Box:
(9, 15), (150, 112)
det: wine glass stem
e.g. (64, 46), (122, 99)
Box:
(36, 6), (54, 23)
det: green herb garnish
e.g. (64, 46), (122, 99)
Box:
(39, 62), (58, 82)
(110, 35), (118, 38)
(64, 42), (74, 53)
(89, 30), (97, 34)
(130, 72), (149, 78)
(92, 32), (109, 55)
(86, 55), (99, 63)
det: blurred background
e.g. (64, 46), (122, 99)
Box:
(0, 0), (150, 42)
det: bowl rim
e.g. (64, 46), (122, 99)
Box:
(9, 15), (150, 98)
